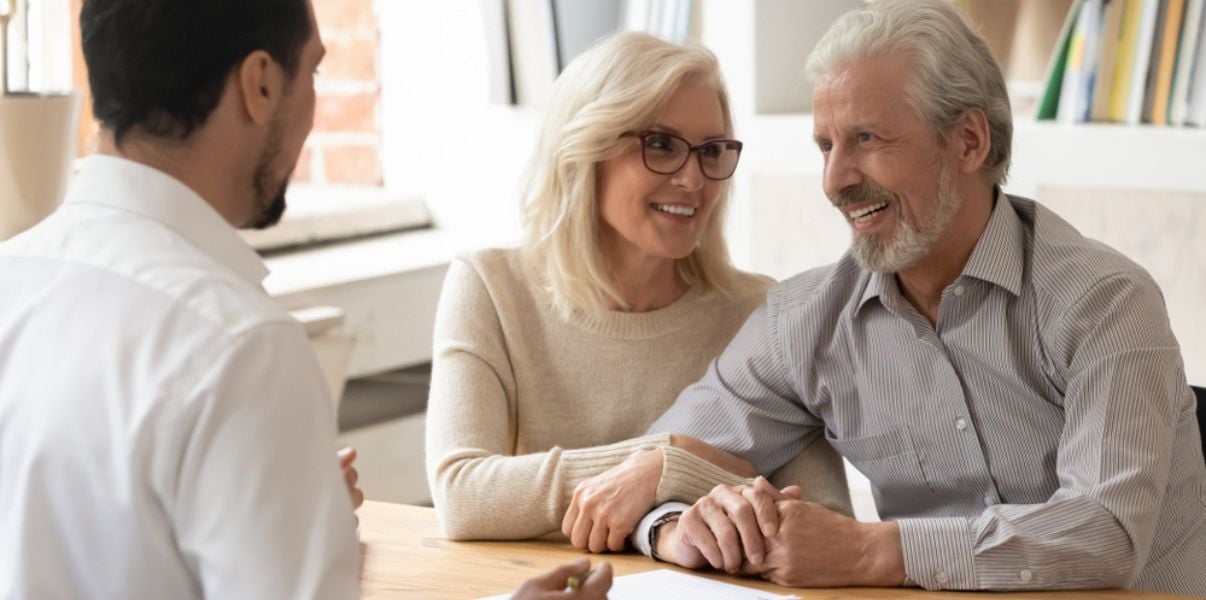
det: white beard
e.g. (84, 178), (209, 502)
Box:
(849, 164), (961, 274)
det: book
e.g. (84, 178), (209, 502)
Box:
(1039, 0), (1087, 120)
(1091, 0), (1127, 120)
(1081, 0), (1110, 121)
(1142, 0), (1171, 121)
(1126, 0), (1162, 123)
(1059, 0), (1101, 122)
(1150, 0), (1187, 124)
(1168, 0), (1205, 123)
(1108, 0), (1145, 121)
(1187, 3), (1206, 124)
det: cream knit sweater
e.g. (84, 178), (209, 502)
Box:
(425, 248), (850, 540)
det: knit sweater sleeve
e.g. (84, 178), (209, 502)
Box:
(424, 256), (671, 540)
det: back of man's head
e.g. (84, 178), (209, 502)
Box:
(806, 0), (1013, 186)
(81, 0), (311, 146)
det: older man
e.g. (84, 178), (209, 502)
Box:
(616, 0), (1204, 595)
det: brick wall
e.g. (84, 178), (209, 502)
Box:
(69, 0), (384, 187)
(307, 0), (383, 185)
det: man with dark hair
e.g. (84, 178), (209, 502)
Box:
(0, 1), (615, 598)
(0, 1), (352, 597)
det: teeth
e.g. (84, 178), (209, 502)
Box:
(848, 201), (888, 221)
(652, 204), (696, 217)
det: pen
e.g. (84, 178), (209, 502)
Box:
(566, 568), (594, 591)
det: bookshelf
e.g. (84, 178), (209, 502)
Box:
(1037, 0), (1206, 127)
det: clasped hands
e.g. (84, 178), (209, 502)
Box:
(657, 477), (905, 587)
(561, 446), (906, 588)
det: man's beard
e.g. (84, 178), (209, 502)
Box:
(830, 164), (960, 273)
(249, 118), (291, 230)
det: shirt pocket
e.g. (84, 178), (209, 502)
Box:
(826, 428), (944, 518)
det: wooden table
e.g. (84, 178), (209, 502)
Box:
(356, 501), (1190, 599)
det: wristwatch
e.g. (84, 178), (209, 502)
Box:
(648, 511), (682, 562)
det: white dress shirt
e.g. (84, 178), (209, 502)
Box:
(0, 156), (360, 599)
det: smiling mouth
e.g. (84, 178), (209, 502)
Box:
(847, 200), (889, 225)
(651, 203), (697, 217)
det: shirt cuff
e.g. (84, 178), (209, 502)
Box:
(897, 517), (978, 590)
(630, 502), (691, 558)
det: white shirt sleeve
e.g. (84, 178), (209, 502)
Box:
(163, 321), (360, 599)
(631, 502), (692, 558)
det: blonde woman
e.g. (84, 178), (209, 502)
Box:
(425, 32), (849, 547)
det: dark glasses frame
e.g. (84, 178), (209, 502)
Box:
(621, 130), (744, 181)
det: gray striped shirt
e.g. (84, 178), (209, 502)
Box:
(650, 194), (1206, 595)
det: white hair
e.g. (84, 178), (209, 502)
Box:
(806, 0), (1012, 185)
(519, 31), (742, 317)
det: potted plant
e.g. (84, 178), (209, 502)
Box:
(0, 0), (80, 240)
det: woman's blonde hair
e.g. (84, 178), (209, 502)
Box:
(520, 31), (742, 318)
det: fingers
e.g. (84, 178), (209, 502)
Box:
(561, 493), (581, 540)
(587, 517), (610, 554)
(578, 561), (612, 598)
(337, 446), (356, 467)
(700, 496), (749, 573)
(570, 510), (593, 551)
(677, 507), (724, 571)
(703, 483), (766, 567)
(339, 451), (364, 508)
(605, 519), (630, 552)
(780, 484), (802, 499)
(748, 477), (789, 537)
(527, 557), (591, 591)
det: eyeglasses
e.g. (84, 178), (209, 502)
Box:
(622, 131), (744, 181)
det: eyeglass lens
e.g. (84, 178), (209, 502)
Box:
(640, 132), (741, 180)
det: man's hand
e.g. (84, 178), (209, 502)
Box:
(562, 449), (662, 553)
(743, 499), (906, 588)
(338, 446), (364, 509)
(511, 558), (613, 600)
(669, 477), (800, 573)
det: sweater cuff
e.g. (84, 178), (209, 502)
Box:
(654, 445), (753, 505)
(553, 432), (671, 516)
(898, 517), (977, 590)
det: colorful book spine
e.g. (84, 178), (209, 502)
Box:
(1150, 0), (1187, 124)
(1092, 0), (1128, 120)
(1060, 0), (1100, 122)
(1126, 0), (1162, 123)
(1187, 4), (1206, 124)
(1169, 0), (1205, 123)
(1109, 0), (1146, 121)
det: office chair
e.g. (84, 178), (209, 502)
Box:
(1193, 386), (1205, 465)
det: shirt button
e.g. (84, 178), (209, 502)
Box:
(953, 285), (965, 297)
(1020, 569), (1033, 583)
(983, 494), (994, 507)
(955, 417), (968, 431)
(935, 570), (949, 585)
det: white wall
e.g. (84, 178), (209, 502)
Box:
(378, 1), (536, 248)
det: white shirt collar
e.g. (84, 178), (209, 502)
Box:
(64, 155), (269, 285)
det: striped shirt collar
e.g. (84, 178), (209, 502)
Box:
(64, 154), (269, 286)
(857, 188), (1026, 316)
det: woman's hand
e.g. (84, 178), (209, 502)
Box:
(562, 449), (663, 553)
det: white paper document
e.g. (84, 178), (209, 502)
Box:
(479, 568), (799, 600)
